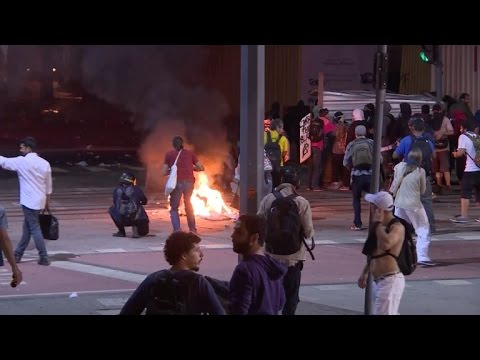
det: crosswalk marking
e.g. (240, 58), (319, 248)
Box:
(97, 297), (129, 307)
(456, 235), (480, 240)
(96, 248), (127, 253)
(51, 167), (70, 173)
(83, 166), (111, 172)
(433, 280), (472, 286)
(51, 262), (146, 283)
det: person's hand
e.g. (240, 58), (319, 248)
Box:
(357, 272), (367, 289)
(372, 207), (384, 223)
(44, 203), (50, 212)
(12, 268), (22, 286)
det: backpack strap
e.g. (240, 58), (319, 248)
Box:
(266, 131), (272, 144)
(370, 218), (400, 260)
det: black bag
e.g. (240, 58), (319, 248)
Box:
(434, 137), (449, 150)
(408, 135), (433, 176)
(308, 119), (324, 143)
(39, 210), (59, 240)
(147, 271), (198, 315)
(265, 192), (315, 259)
(264, 132), (283, 172)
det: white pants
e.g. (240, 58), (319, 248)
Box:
(374, 273), (405, 315)
(395, 206), (431, 262)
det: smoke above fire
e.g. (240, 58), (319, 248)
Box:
(80, 45), (231, 190)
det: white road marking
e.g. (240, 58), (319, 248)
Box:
(0, 288), (136, 300)
(455, 235), (480, 240)
(50, 261), (146, 283)
(97, 309), (121, 315)
(312, 284), (352, 290)
(97, 297), (129, 307)
(148, 247), (164, 251)
(51, 167), (69, 173)
(433, 280), (472, 286)
(314, 240), (338, 245)
(95, 248), (127, 253)
(83, 166), (110, 172)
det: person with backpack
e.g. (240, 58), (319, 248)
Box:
(109, 172), (149, 238)
(451, 119), (480, 223)
(264, 119), (289, 189)
(257, 162), (314, 315)
(389, 149), (434, 266)
(393, 116), (436, 233)
(358, 191), (413, 315)
(343, 125), (376, 231)
(119, 231), (226, 315)
(431, 103), (454, 195)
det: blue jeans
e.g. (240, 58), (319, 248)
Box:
(15, 206), (48, 259)
(169, 180), (196, 232)
(352, 174), (371, 228)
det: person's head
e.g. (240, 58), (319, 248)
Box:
(407, 148), (422, 167)
(355, 125), (367, 138)
(364, 191), (394, 219)
(459, 93), (470, 104)
(164, 231), (203, 271)
(19, 137), (37, 155)
(421, 104), (430, 114)
(231, 214), (265, 255)
(172, 136), (184, 151)
(460, 119), (475, 133)
(333, 111), (344, 123)
(119, 172), (136, 186)
(409, 115), (425, 133)
(281, 161), (301, 188)
(319, 108), (329, 118)
(270, 118), (284, 133)
(352, 108), (364, 121)
(432, 103), (443, 113)
(364, 103), (375, 118)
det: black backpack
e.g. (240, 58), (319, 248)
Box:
(308, 119), (324, 143)
(407, 135), (433, 176)
(265, 131), (283, 172)
(265, 192), (315, 259)
(116, 186), (138, 219)
(146, 271), (198, 315)
(371, 217), (417, 275)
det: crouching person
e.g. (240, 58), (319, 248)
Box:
(119, 231), (226, 315)
(109, 172), (149, 238)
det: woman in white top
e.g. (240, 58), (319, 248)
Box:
(389, 148), (433, 266)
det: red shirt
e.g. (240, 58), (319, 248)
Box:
(164, 149), (199, 183)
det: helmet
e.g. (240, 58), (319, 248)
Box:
(281, 162), (301, 188)
(119, 172), (136, 185)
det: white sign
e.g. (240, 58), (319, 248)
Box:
(299, 113), (311, 164)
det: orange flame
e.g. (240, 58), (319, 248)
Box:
(191, 173), (236, 218)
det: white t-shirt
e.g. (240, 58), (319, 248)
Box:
(458, 131), (480, 173)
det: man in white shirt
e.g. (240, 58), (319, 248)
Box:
(0, 137), (52, 265)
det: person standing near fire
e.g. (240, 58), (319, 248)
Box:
(162, 136), (205, 233)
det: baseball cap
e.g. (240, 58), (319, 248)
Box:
(364, 191), (394, 211)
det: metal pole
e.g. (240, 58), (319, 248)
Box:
(434, 45), (443, 99)
(239, 45), (265, 215)
(365, 45), (388, 315)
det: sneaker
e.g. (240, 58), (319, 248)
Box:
(350, 225), (362, 231)
(132, 227), (141, 239)
(112, 231), (126, 237)
(417, 260), (436, 267)
(38, 257), (51, 266)
(450, 216), (469, 223)
(14, 256), (21, 263)
(339, 186), (350, 191)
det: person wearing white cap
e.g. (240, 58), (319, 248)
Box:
(358, 191), (406, 315)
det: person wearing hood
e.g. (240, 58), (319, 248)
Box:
(229, 214), (287, 315)
(257, 162), (314, 315)
(346, 108), (371, 145)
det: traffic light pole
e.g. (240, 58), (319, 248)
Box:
(365, 45), (388, 315)
(434, 45), (443, 99)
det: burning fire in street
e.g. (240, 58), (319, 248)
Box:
(170, 172), (238, 220)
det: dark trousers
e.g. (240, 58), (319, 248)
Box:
(352, 174), (372, 228)
(332, 153), (349, 186)
(109, 206), (149, 236)
(282, 261), (303, 315)
(308, 147), (323, 189)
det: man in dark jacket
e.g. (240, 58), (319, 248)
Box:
(119, 231), (226, 315)
(229, 214), (287, 315)
(109, 172), (149, 238)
